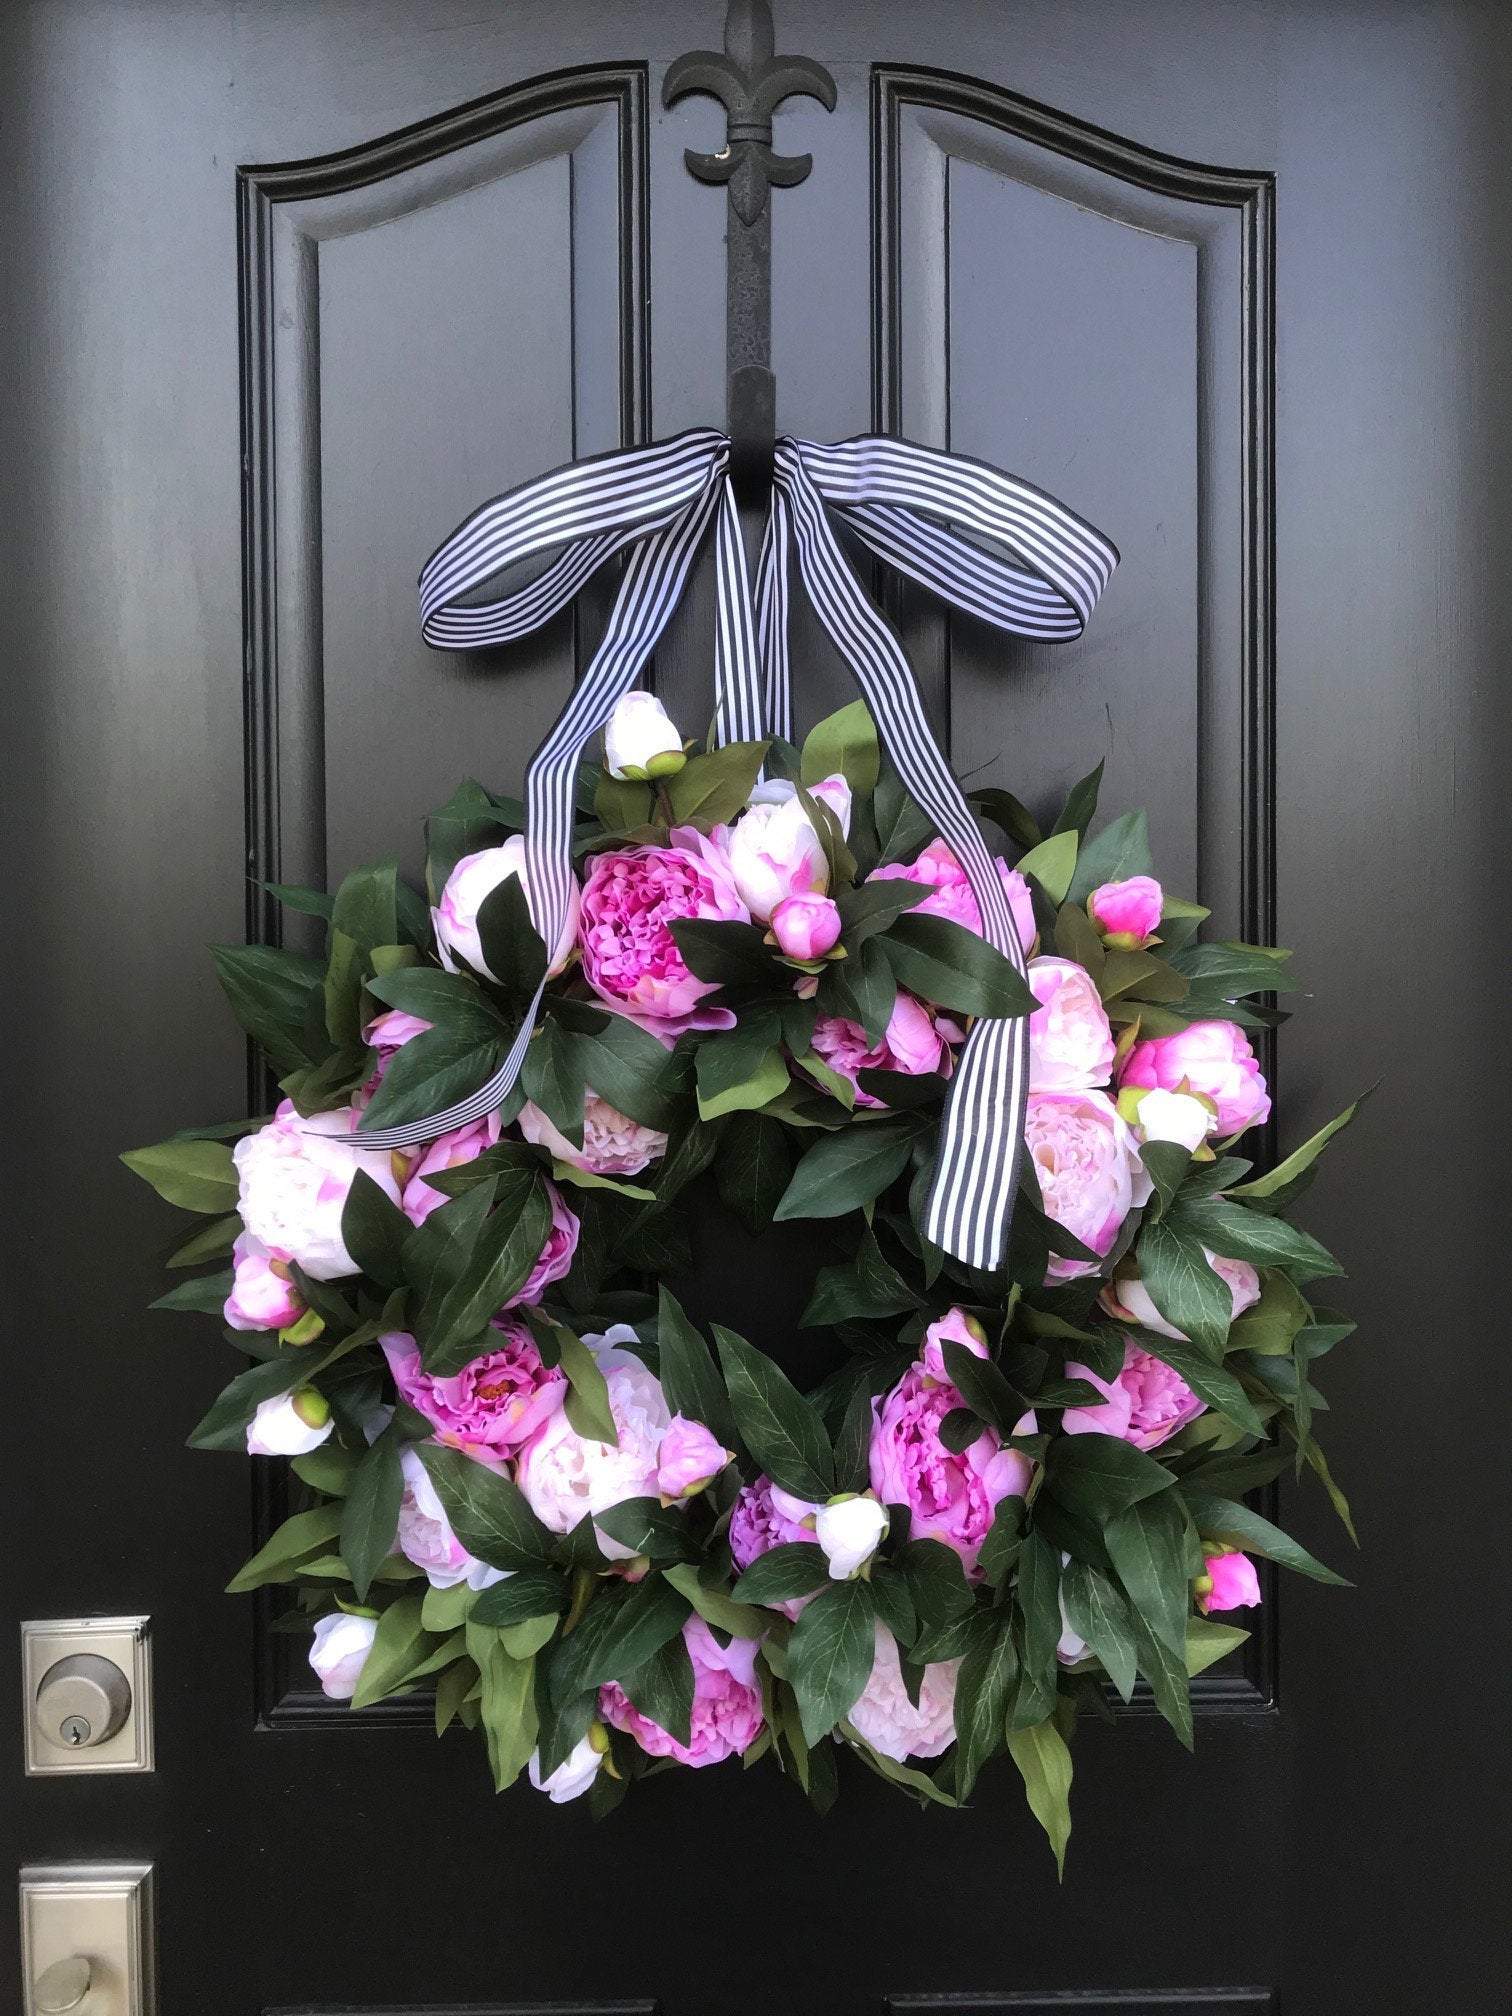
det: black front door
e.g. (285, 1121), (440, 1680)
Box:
(5, 3), (1505, 2013)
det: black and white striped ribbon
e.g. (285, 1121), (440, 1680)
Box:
(358, 429), (1117, 1270)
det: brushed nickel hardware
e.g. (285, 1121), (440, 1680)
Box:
(35, 1655), (132, 1752)
(21, 1619), (153, 1776)
(33, 1952), (91, 2013)
(20, 1863), (155, 2016)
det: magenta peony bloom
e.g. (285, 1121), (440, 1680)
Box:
(579, 826), (750, 1028)
(1200, 1550), (1262, 1613)
(599, 1616), (765, 1767)
(919, 1307), (989, 1380)
(770, 891), (842, 961)
(655, 1415), (733, 1501)
(401, 1113), (501, 1226)
(810, 994), (958, 1108)
(381, 1323), (565, 1464)
(363, 1009), (433, 1058)
(1087, 874), (1163, 948)
(729, 1474), (822, 1572)
(1120, 1020), (1271, 1137)
(1062, 1341), (1207, 1451)
(1026, 955), (1116, 1092)
(518, 1090), (668, 1178)
(868, 1364), (1034, 1578)
(868, 838), (1036, 951)
(1024, 1088), (1152, 1282)
(848, 1623), (960, 1762)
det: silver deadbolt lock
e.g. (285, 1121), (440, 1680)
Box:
(35, 1654), (132, 1751)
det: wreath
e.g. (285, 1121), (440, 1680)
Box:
(125, 692), (1359, 1869)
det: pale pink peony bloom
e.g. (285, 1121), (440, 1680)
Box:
(770, 892), (842, 961)
(869, 1365), (1034, 1578)
(514, 1330), (669, 1557)
(518, 1091), (668, 1178)
(1024, 1088), (1152, 1283)
(1088, 875), (1164, 948)
(309, 1613), (376, 1700)
(433, 837), (579, 981)
(381, 1324), (565, 1465)
(919, 1307), (989, 1381)
(400, 1113), (502, 1226)
(715, 775), (850, 920)
(579, 828), (750, 1028)
(655, 1416), (733, 1501)
(1100, 1252), (1260, 1342)
(363, 1009), (432, 1058)
(234, 1100), (403, 1282)
(224, 1232), (304, 1332)
(1062, 1342), (1207, 1451)
(528, 1731), (606, 1802)
(394, 1446), (508, 1590)
(810, 994), (959, 1108)
(868, 838), (1036, 952)
(1200, 1550), (1262, 1613)
(848, 1623), (960, 1762)
(599, 1616), (765, 1767)
(1026, 955), (1116, 1092)
(1120, 1020), (1271, 1137)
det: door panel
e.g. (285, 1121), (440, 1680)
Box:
(5, 4), (1506, 2014)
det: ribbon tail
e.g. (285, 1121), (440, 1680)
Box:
(712, 476), (764, 748)
(755, 487), (793, 745)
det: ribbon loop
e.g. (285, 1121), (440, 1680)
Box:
(358, 428), (1117, 1272)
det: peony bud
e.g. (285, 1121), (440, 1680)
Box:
(655, 1415), (734, 1502)
(604, 691), (686, 781)
(1198, 1549), (1262, 1613)
(1087, 875), (1164, 948)
(1119, 1083), (1216, 1152)
(814, 1494), (889, 1580)
(770, 892), (843, 961)
(246, 1388), (333, 1456)
(919, 1307), (989, 1380)
(432, 837), (578, 981)
(308, 1612), (377, 1699)
(528, 1725), (608, 1802)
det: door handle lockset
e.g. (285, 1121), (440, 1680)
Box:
(34, 1655), (132, 1752)
(19, 1864), (155, 2016)
(33, 1953), (91, 2014)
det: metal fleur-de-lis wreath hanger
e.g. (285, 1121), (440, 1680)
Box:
(360, 0), (1121, 1277)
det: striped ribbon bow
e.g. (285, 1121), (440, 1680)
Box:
(358, 428), (1118, 1271)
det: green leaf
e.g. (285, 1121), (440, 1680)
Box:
(940, 1340), (1026, 1439)
(1105, 1491), (1194, 1657)
(411, 1177), (551, 1377)
(1179, 1489), (1350, 1584)
(164, 1213), (242, 1268)
(1185, 1615), (1250, 1676)
(473, 870), (547, 1004)
(469, 1568), (568, 1629)
(209, 943), (326, 1074)
(666, 739), (770, 827)
(1060, 1560), (1139, 1701)
(549, 1575), (690, 1701)
(188, 1355), (312, 1452)
(714, 1326), (834, 1501)
(262, 879), (334, 920)
(1135, 1217), (1235, 1354)
(1123, 1329), (1268, 1440)
(557, 1328), (619, 1447)
(800, 1227), (925, 1327)
(835, 878), (929, 946)
(417, 1442), (549, 1570)
(1227, 1095), (1367, 1200)
(594, 1497), (698, 1564)
(1011, 1529), (1063, 1729)
(896, 1539), (975, 1628)
(1171, 1198), (1342, 1282)
(663, 1563), (767, 1641)
(667, 917), (777, 989)
(520, 1018), (587, 1141)
(774, 1120), (917, 1222)
(291, 1443), (362, 1497)
(618, 1631), (697, 1748)
(226, 1505), (344, 1592)
(655, 1288), (735, 1450)
(789, 1579), (876, 1744)
(358, 1022), (507, 1135)
(340, 1430), (404, 1601)
(715, 1112), (795, 1234)
(1015, 830), (1078, 905)
(1170, 940), (1298, 999)
(801, 700), (880, 797)
(695, 1028), (790, 1120)
(150, 1270), (233, 1314)
(732, 1542), (830, 1606)
(953, 1613), (1019, 1797)
(880, 914), (1038, 1019)
(1047, 1432), (1177, 1525)
(1226, 1270), (1311, 1357)
(552, 999), (689, 1131)
(339, 1167), (412, 1291)
(1006, 1719), (1074, 1877)
(1050, 759), (1105, 840)
(1139, 1141), (1191, 1219)
(1053, 897), (1106, 977)
(121, 1138), (238, 1215)
(350, 1595), (429, 1709)
(969, 786), (1041, 851)
(1066, 809), (1154, 906)
(475, 1635), (538, 1790)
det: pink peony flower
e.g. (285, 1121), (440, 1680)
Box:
(869, 838), (1036, 952)
(1024, 1088), (1152, 1282)
(770, 892), (842, 961)
(810, 994), (958, 1108)
(233, 1100), (404, 1282)
(1026, 955), (1116, 1092)
(394, 1446), (508, 1590)
(599, 1615), (765, 1767)
(309, 1613), (376, 1700)
(1100, 1251), (1260, 1342)
(515, 1330), (670, 1556)
(1200, 1550), (1262, 1613)
(848, 1623), (959, 1762)
(433, 837), (578, 981)
(507, 1180), (580, 1308)
(518, 1090), (668, 1178)
(1120, 1020), (1271, 1137)
(381, 1323), (565, 1464)
(655, 1415), (732, 1501)
(869, 1364), (1034, 1578)
(1088, 875), (1163, 948)
(1062, 1341), (1207, 1451)
(400, 1112), (501, 1226)
(579, 828), (750, 1028)
(715, 775), (849, 920)
(224, 1232), (304, 1332)
(729, 1474), (823, 1572)
(919, 1307), (989, 1380)
(363, 1009), (433, 1058)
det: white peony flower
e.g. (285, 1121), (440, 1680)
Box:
(604, 691), (685, 780)
(233, 1102), (403, 1282)
(432, 837), (578, 981)
(394, 1446), (509, 1591)
(847, 1623), (960, 1763)
(1103, 1251), (1261, 1342)
(308, 1613), (377, 1700)
(1125, 1085), (1215, 1152)
(814, 1496), (889, 1580)
(514, 1328), (670, 1557)
(716, 772), (853, 921)
(246, 1388), (332, 1456)
(529, 1729), (607, 1802)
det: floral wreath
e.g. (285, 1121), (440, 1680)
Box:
(126, 694), (1358, 1869)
